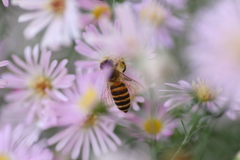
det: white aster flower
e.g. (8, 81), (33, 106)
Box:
(12, 0), (81, 50)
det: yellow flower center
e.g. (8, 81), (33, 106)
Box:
(144, 118), (163, 135)
(78, 87), (98, 113)
(139, 1), (166, 27)
(83, 114), (97, 128)
(49, 0), (66, 15)
(29, 76), (52, 97)
(192, 79), (220, 102)
(92, 5), (111, 20)
(0, 154), (10, 160)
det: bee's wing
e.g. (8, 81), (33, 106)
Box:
(101, 82), (114, 106)
(119, 72), (145, 94)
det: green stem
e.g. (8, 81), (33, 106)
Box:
(171, 114), (202, 160)
(150, 138), (158, 160)
(197, 120), (216, 160)
(66, 45), (76, 68)
(112, 0), (116, 8)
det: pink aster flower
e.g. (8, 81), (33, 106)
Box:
(78, 0), (111, 27)
(160, 79), (233, 118)
(0, 124), (53, 160)
(75, 3), (156, 92)
(128, 101), (177, 141)
(48, 113), (121, 160)
(12, 0), (81, 50)
(0, 60), (9, 88)
(48, 70), (121, 160)
(2, 44), (75, 129)
(75, 3), (154, 70)
(134, 0), (184, 48)
(2, 0), (9, 7)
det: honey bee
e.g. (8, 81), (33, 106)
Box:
(100, 58), (143, 113)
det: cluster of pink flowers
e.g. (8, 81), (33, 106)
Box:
(0, 0), (184, 159)
(2, 0), (240, 159)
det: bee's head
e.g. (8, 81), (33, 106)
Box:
(100, 58), (126, 73)
(100, 59), (114, 70)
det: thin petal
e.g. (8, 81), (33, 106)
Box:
(82, 132), (90, 160)
(89, 129), (101, 156)
(56, 131), (75, 151)
(33, 44), (39, 64)
(48, 127), (75, 145)
(93, 126), (108, 154)
(75, 40), (100, 59)
(51, 59), (68, 78)
(48, 89), (68, 101)
(23, 13), (52, 39)
(24, 46), (33, 66)
(71, 131), (84, 159)
(62, 130), (82, 155)
(99, 123), (121, 145)
(0, 60), (9, 67)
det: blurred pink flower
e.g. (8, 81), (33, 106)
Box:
(160, 79), (233, 118)
(2, 0), (8, 7)
(186, 0), (240, 97)
(134, 0), (184, 48)
(0, 124), (53, 160)
(48, 71), (121, 160)
(2, 44), (75, 128)
(75, 3), (154, 70)
(50, 69), (108, 119)
(0, 60), (9, 88)
(12, 0), (81, 50)
(0, 101), (57, 129)
(48, 113), (121, 160)
(75, 3), (155, 95)
(128, 102), (177, 140)
(78, 0), (111, 27)
(186, 1), (240, 118)
(0, 124), (41, 146)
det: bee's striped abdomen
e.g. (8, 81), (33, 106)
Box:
(110, 81), (130, 113)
